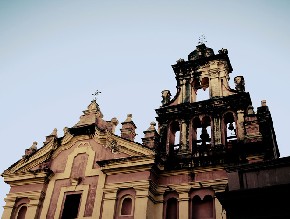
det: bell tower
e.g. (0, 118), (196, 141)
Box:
(156, 43), (279, 169)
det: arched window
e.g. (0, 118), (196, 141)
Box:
(192, 117), (201, 147)
(120, 196), (133, 216)
(163, 191), (179, 219)
(166, 198), (178, 219)
(16, 205), (27, 219)
(196, 77), (210, 102)
(192, 195), (213, 219)
(190, 189), (214, 219)
(192, 195), (202, 219)
(11, 198), (30, 219)
(115, 188), (135, 219)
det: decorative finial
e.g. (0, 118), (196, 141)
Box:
(63, 127), (69, 134)
(30, 141), (38, 150)
(147, 122), (156, 131)
(50, 128), (58, 136)
(92, 90), (101, 101)
(198, 34), (207, 45)
(124, 114), (133, 122)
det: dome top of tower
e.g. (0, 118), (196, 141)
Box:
(188, 43), (215, 61)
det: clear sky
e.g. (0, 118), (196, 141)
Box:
(1, 0), (290, 215)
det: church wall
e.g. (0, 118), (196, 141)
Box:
(9, 184), (43, 193)
(2, 138), (228, 219)
(39, 139), (104, 218)
(158, 173), (190, 185)
(46, 179), (71, 218)
(158, 169), (227, 186)
(106, 171), (151, 184)
(83, 176), (99, 217)
(50, 139), (129, 174)
(194, 169), (227, 182)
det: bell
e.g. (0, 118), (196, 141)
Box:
(200, 127), (209, 141)
(228, 122), (234, 131)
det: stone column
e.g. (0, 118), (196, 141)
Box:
(1, 196), (16, 219)
(26, 198), (40, 219)
(178, 79), (186, 104)
(178, 192), (189, 219)
(236, 110), (245, 141)
(179, 119), (189, 153)
(154, 200), (164, 219)
(208, 68), (221, 98)
(213, 117), (222, 145)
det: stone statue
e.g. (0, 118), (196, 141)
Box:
(161, 90), (171, 105)
(234, 76), (245, 92)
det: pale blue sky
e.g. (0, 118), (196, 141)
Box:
(1, 0), (290, 215)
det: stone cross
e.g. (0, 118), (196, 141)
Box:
(198, 34), (207, 45)
(92, 90), (101, 100)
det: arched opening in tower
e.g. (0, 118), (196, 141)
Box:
(168, 121), (180, 156)
(223, 112), (237, 148)
(195, 77), (209, 102)
(192, 116), (211, 157)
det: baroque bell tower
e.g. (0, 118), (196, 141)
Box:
(156, 43), (279, 169)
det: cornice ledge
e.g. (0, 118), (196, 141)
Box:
(115, 136), (155, 156)
(2, 170), (53, 185)
(3, 139), (57, 175)
(97, 155), (155, 173)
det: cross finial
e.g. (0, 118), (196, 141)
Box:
(198, 34), (207, 45)
(92, 90), (101, 100)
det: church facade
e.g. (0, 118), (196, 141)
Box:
(1, 43), (279, 219)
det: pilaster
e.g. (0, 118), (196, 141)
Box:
(101, 192), (117, 219)
(213, 117), (222, 145)
(134, 189), (149, 219)
(178, 192), (189, 219)
(236, 110), (245, 141)
(179, 120), (189, 153)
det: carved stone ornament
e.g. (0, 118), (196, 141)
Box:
(176, 58), (185, 63)
(106, 136), (119, 154)
(218, 48), (228, 55)
(208, 69), (219, 78)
